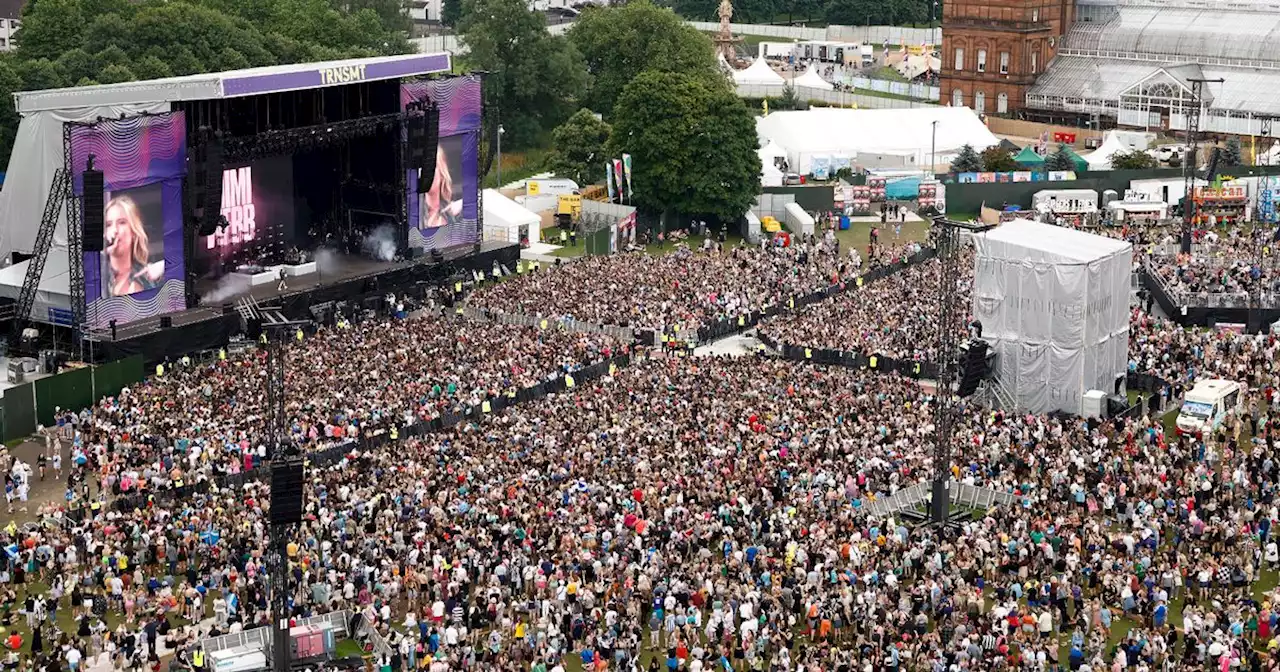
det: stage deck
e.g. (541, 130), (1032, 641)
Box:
(86, 241), (517, 347)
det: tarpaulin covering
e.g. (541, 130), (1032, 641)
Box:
(972, 220), (1132, 415)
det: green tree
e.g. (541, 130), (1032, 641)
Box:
(13, 58), (64, 91)
(980, 146), (1016, 172)
(0, 59), (22, 165)
(14, 0), (86, 62)
(93, 45), (130, 71)
(167, 47), (205, 76)
(548, 109), (612, 187)
(83, 12), (131, 55)
(949, 143), (981, 172)
(215, 47), (252, 72)
(460, 0), (588, 149)
(1044, 143), (1076, 171)
(97, 63), (136, 84)
(775, 82), (800, 110)
(608, 70), (761, 223)
(1109, 148), (1157, 170)
(441, 0), (462, 26)
(132, 55), (174, 81)
(53, 48), (95, 84)
(1222, 136), (1243, 166)
(568, 0), (717, 115)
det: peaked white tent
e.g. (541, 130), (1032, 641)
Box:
(734, 58), (786, 86)
(793, 64), (834, 91)
(1083, 131), (1132, 170)
(760, 161), (784, 187)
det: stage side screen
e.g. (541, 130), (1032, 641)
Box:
(70, 112), (187, 327)
(196, 156), (297, 273)
(402, 75), (481, 251)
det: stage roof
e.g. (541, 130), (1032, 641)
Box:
(15, 52), (453, 115)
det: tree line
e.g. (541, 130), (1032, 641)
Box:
(0, 0), (413, 163)
(6, 0), (762, 225)
(460, 0), (761, 223)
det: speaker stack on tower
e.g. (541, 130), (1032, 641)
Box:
(82, 157), (105, 252)
(956, 338), (990, 398)
(198, 134), (225, 236)
(269, 459), (305, 526)
(408, 104), (440, 193)
(187, 132), (209, 230)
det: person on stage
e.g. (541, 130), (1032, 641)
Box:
(103, 195), (163, 297)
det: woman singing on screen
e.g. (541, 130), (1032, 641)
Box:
(104, 195), (164, 297)
(422, 145), (463, 229)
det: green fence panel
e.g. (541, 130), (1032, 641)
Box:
(41, 367), (94, 419)
(93, 360), (123, 401)
(2, 383), (35, 442)
(119, 354), (145, 387)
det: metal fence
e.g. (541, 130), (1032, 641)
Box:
(859, 481), (1023, 519)
(735, 83), (935, 108)
(839, 75), (940, 101)
(686, 22), (940, 45)
(198, 609), (385, 663)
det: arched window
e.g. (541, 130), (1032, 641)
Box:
(975, 90), (986, 113)
(953, 89), (963, 107)
(997, 92), (1009, 114)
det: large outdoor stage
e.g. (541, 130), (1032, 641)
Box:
(0, 52), (496, 362)
(83, 240), (518, 363)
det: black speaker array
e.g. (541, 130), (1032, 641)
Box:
(197, 136), (224, 236)
(269, 459), (305, 526)
(82, 166), (105, 252)
(957, 338), (990, 398)
(408, 105), (440, 193)
(187, 136), (208, 229)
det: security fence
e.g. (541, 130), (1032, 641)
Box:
(454, 305), (637, 342)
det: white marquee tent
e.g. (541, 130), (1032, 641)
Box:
(755, 107), (998, 175)
(482, 189), (540, 246)
(972, 220), (1132, 416)
(1083, 131), (1132, 170)
(734, 58), (786, 86)
(792, 63), (834, 91)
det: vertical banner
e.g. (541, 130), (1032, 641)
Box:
(613, 159), (625, 202)
(402, 75), (483, 251)
(69, 112), (188, 327)
(622, 153), (633, 200)
(606, 162), (616, 203)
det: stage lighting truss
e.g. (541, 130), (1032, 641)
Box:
(223, 112), (404, 162)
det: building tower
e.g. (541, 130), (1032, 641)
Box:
(940, 0), (1074, 118)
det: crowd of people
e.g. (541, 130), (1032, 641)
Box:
(1132, 224), (1278, 306)
(757, 246), (965, 363)
(470, 238), (865, 333)
(51, 311), (620, 501)
(3, 218), (1280, 672)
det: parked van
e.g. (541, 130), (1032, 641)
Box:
(1176, 378), (1243, 436)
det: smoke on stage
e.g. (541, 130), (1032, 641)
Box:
(361, 224), (399, 262)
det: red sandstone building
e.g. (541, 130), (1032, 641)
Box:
(940, 0), (1074, 117)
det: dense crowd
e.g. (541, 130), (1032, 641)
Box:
(5, 220), (1280, 672)
(470, 238), (864, 332)
(9, 344), (1280, 672)
(56, 311), (618, 499)
(1132, 225), (1278, 305)
(757, 246), (965, 363)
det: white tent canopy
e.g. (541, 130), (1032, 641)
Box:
(755, 107), (998, 175)
(1083, 131), (1132, 170)
(793, 63), (834, 91)
(482, 189), (540, 245)
(972, 220), (1132, 415)
(734, 58), (786, 86)
(760, 161), (784, 187)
